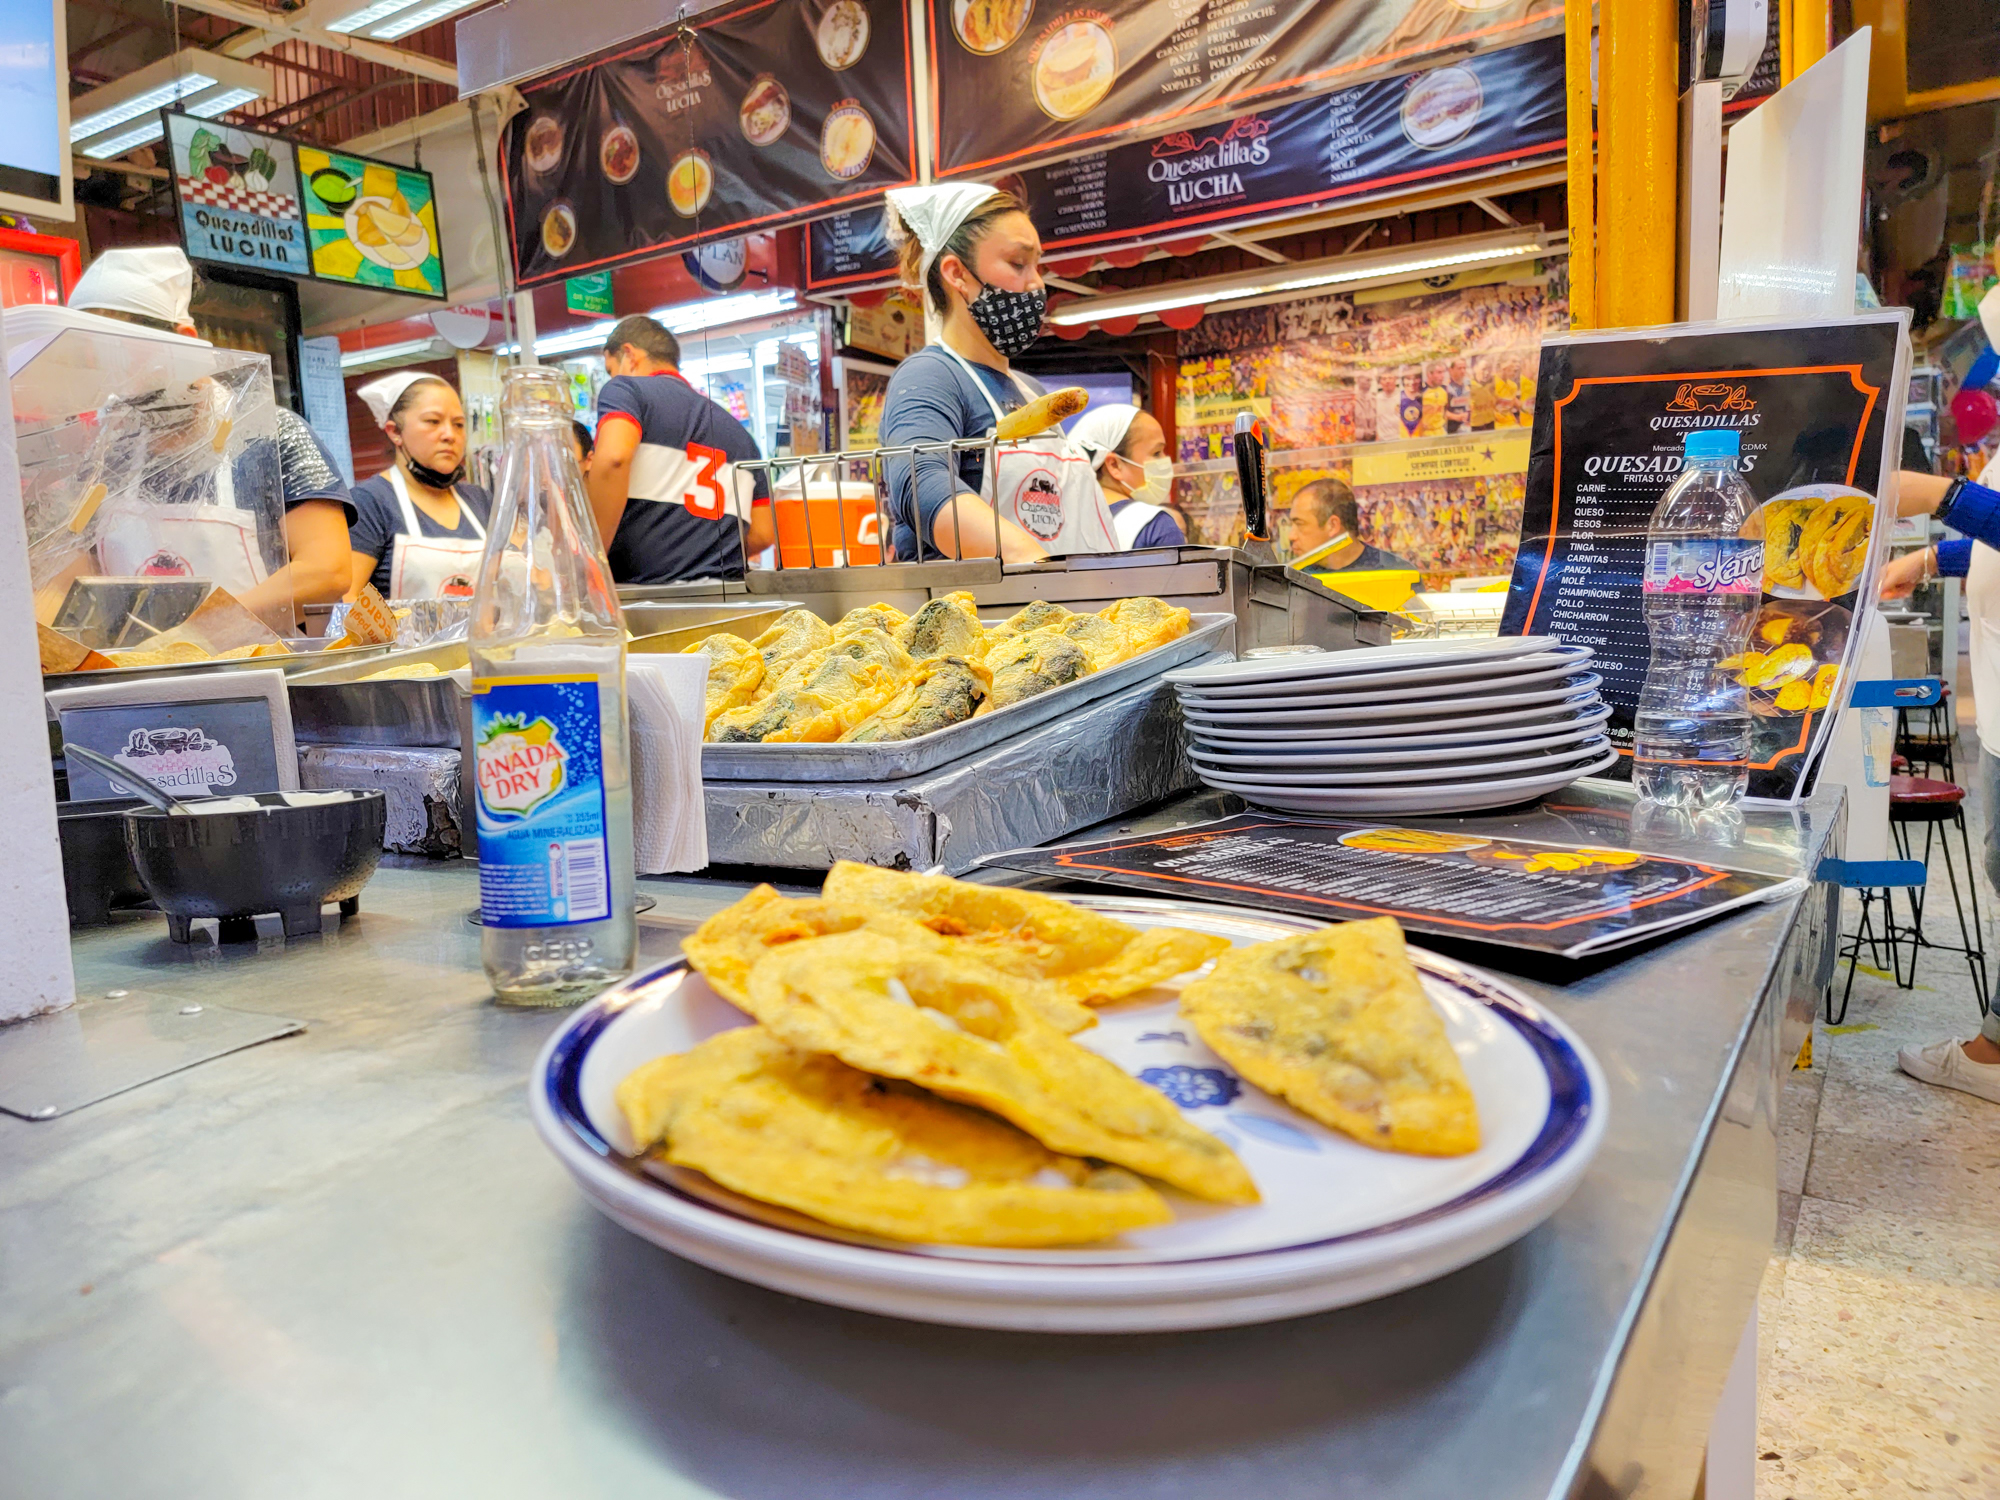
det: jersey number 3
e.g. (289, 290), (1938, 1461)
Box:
(683, 443), (730, 519)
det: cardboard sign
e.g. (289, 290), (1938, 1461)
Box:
(1499, 311), (1911, 802)
(60, 697), (280, 800)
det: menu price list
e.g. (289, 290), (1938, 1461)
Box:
(990, 815), (1796, 959)
(928, 0), (1552, 177)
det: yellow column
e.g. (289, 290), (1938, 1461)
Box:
(1787, 0), (1832, 82)
(1565, 0), (1597, 330)
(1596, 0), (1678, 327)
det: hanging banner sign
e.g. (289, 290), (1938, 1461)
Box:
(298, 145), (446, 299)
(166, 112), (311, 278)
(1498, 312), (1911, 803)
(807, 36), (1565, 291)
(503, 0), (917, 289)
(929, 0), (1557, 179)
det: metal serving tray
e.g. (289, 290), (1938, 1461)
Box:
(286, 641), (469, 748)
(41, 637), (398, 694)
(699, 611), (1234, 783)
(625, 601), (799, 655)
(284, 602), (795, 749)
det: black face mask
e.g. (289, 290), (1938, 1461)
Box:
(402, 451), (463, 489)
(965, 277), (1048, 359)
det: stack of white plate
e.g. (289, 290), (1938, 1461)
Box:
(1165, 636), (1616, 815)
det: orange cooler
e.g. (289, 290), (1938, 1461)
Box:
(772, 483), (882, 568)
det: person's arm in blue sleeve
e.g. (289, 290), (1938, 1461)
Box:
(879, 360), (974, 561)
(878, 357), (1048, 562)
(1882, 469), (1999, 598)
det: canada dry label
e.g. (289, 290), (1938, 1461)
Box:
(473, 675), (612, 928)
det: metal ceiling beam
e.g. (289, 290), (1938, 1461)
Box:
(164, 0), (461, 85)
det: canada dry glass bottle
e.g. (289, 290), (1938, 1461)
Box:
(469, 366), (634, 1004)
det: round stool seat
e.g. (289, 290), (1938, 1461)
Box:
(1889, 774), (1966, 822)
(1892, 754), (1911, 774)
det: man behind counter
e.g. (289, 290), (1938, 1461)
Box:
(585, 315), (775, 584)
(1287, 479), (1416, 572)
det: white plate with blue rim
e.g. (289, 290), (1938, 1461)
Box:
(1179, 675), (1605, 729)
(1165, 634), (1559, 691)
(1175, 656), (1597, 712)
(1188, 710), (1615, 768)
(531, 896), (1607, 1333)
(1196, 747), (1623, 816)
(1184, 694), (1607, 745)
(1191, 735), (1613, 785)
(1175, 645), (1595, 704)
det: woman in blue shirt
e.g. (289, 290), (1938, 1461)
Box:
(346, 372), (493, 600)
(876, 184), (1116, 561)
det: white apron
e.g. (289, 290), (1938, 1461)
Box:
(1111, 498), (1170, 549)
(386, 467), (487, 600)
(939, 343), (1116, 556)
(96, 466), (269, 596)
(1965, 455), (2000, 756)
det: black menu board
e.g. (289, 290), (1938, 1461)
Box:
(1499, 313), (1909, 802)
(983, 815), (1799, 959)
(503, 0), (915, 288)
(929, 0), (1556, 179)
(808, 35), (1565, 290)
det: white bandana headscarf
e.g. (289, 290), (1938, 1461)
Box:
(886, 183), (1003, 287)
(357, 370), (433, 429)
(1069, 404), (1142, 470)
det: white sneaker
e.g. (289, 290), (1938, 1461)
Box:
(1897, 1038), (2000, 1105)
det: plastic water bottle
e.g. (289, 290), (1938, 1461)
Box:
(1634, 429), (1763, 811)
(469, 366), (635, 1005)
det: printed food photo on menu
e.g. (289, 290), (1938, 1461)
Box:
(956, 0), (1034, 53)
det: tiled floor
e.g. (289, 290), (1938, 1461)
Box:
(1757, 745), (2000, 1498)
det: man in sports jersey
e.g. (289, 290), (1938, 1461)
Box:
(586, 316), (775, 583)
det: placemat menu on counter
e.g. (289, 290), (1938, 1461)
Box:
(983, 815), (1802, 959)
(1500, 312), (1908, 802)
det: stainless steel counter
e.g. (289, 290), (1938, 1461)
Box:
(0, 782), (1839, 1500)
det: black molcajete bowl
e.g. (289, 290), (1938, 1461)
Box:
(124, 790), (389, 943)
(59, 797), (151, 927)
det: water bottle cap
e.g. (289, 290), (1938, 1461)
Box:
(1683, 429), (1740, 459)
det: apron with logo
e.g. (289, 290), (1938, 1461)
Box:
(96, 464), (270, 597)
(939, 343), (1116, 556)
(386, 467), (487, 600)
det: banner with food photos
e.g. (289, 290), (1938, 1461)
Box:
(808, 34), (1564, 290)
(929, 0), (1558, 179)
(1498, 312), (1912, 804)
(503, 0), (916, 288)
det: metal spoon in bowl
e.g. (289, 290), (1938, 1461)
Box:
(63, 743), (192, 814)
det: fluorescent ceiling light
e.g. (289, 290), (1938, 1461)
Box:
(369, 0), (478, 39)
(684, 353), (753, 379)
(184, 85), (263, 119)
(80, 120), (167, 159)
(70, 73), (212, 143)
(496, 289), (806, 360)
(325, 0), (423, 35)
(339, 337), (445, 369)
(68, 50), (270, 145)
(1043, 229), (1550, 326)
(656, 289), (796, 335)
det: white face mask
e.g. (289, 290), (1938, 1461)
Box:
(1116, 454), (1174, 506)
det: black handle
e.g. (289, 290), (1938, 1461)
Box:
(1233, 412), (1270, 541)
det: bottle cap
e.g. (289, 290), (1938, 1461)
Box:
(1683, 429), (1740, 459)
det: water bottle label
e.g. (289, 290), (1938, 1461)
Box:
(1642, 537), (1765, 596)
(473, 676), (612, 927)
